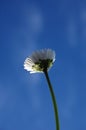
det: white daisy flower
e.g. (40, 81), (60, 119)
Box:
(24, 49), (55, 73)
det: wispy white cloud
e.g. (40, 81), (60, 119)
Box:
(60, 65), (78, 120)
(67, 19), (78, 47)
(26, 5), (43, 34)
(79, 8), (86, 62)
(0, 84), (8, 110)
(11, 4), (44, 61)
(0, 82), (16, 111)
(24, 74), (43, 110)
(61, 85), (77, 119)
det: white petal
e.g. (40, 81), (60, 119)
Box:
(24, 57), (35, 71)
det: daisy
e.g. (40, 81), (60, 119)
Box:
(24, 49), (55, 73)
(24, 49), (60, 130)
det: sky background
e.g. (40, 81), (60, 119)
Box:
(0, 0), (86, 130)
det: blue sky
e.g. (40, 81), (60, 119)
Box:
(0, 0), (86, 130)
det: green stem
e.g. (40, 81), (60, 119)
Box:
(44, 70), (60, 130)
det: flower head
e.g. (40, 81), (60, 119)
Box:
(24, 49), (55, 73)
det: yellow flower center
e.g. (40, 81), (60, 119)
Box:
(32, 59), (53, 72)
